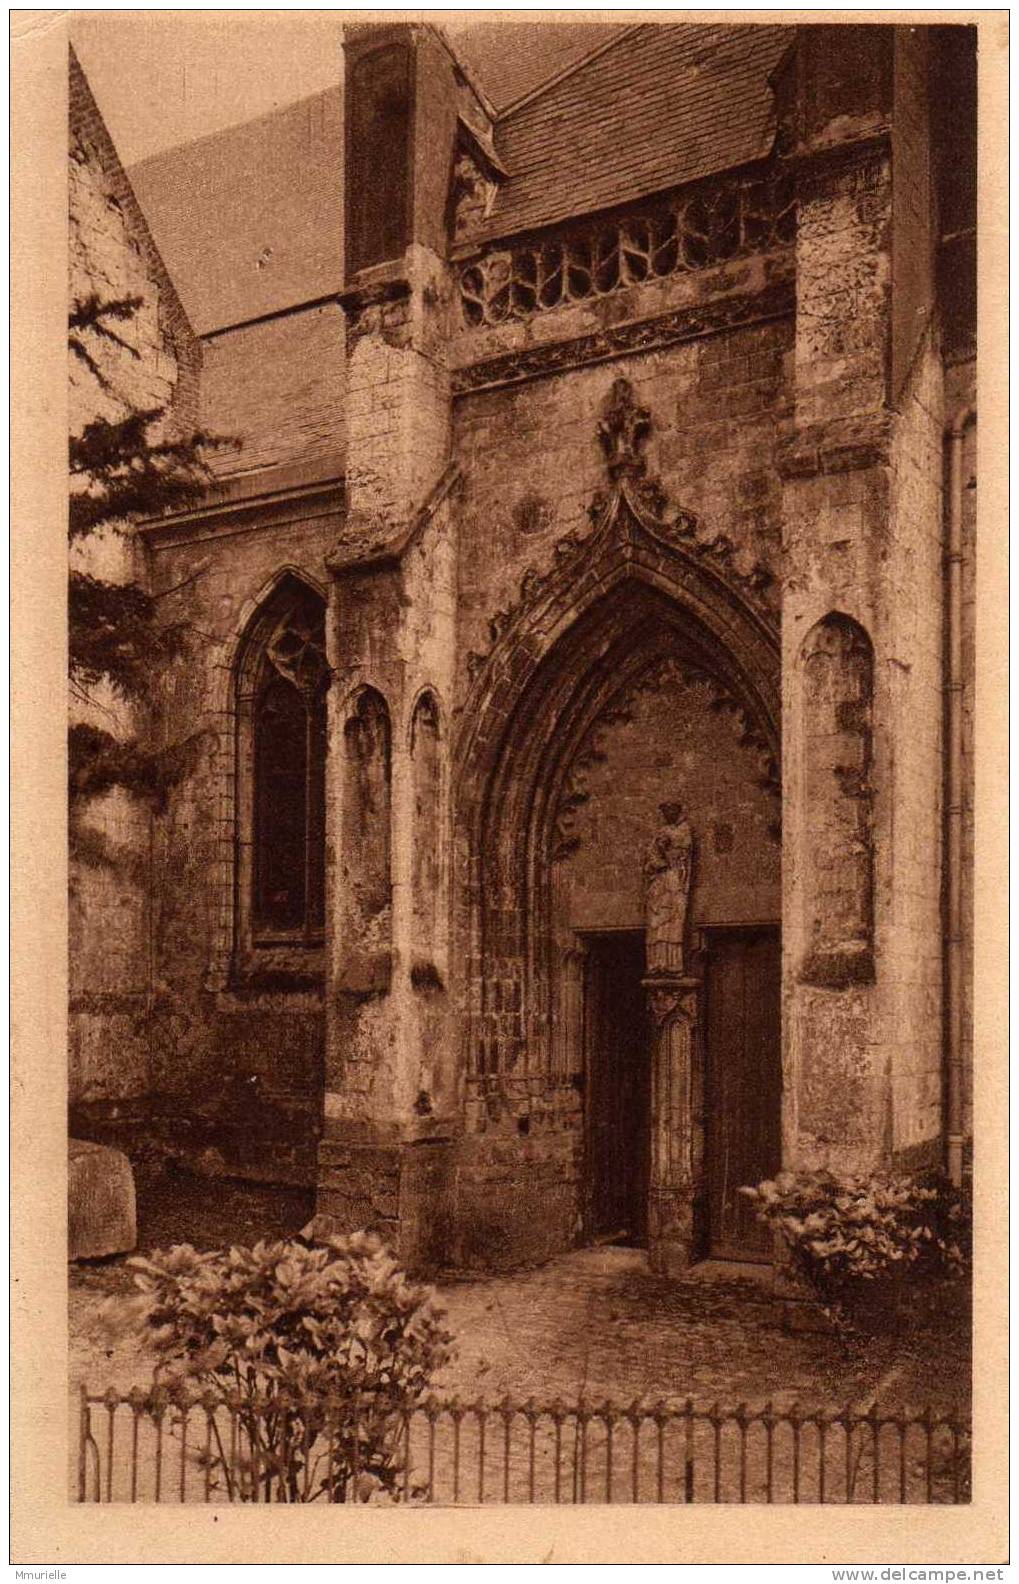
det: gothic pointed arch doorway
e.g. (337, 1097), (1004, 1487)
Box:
(454, 391), (782, 1272)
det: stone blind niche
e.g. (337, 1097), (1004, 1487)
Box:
(338, 687), (393, 994)
(799, 613), (876, 989)
(410, 690), (444, 985)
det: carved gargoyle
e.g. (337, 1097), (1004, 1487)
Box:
(452, 152), (497, 243)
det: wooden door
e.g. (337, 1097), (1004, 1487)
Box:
(703, 926), (782, 1260)
(584, 933), (651, 1246)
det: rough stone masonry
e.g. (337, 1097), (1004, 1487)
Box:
(69, 22), (976, 1273)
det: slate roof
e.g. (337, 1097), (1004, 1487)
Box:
(126, 23), (790, 336)
(448, 21), (628, 112)
(129, 87), (344, 336)
(478, 23), (791, 243)
(126, 23), (627, 335)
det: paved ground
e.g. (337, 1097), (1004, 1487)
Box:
(70, 1174), (969, 1416)
(435, 1250), (857, 1409)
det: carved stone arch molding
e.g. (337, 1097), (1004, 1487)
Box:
(454, 380), (781, 1090)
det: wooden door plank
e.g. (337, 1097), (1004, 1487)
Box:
(705, 926), (781, 1261)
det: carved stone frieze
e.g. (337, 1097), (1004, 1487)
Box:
(453, 280), (795, 395)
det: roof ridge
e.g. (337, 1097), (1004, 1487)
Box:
(497, 21), (640, 119)
(429, 24), (500, 122)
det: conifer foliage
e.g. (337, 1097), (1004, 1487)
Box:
(68, 294), (233, 813)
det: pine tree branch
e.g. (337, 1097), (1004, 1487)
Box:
(69, 412), (238, 539)
(66, 294), (241, 811)
(68, 293), (145, 396)
(69, 570), (187, 699)
(69, 292), (145, 338)
(69, 336), (120, 397)
(69, 721), (209, 812)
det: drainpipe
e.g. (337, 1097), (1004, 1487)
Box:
(944, 404), (975, 1187)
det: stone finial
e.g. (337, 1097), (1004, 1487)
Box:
(597, 377), (652, 479)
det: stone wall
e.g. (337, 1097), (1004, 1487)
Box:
(68, 50), (200, 1128)
(140, 501), (342, 1183)
(884, 326), (945, 1164)
(453, 307), (792, 709)
(559, 661), (781, 934)
(443, 264), (790, 1264)
(779, 26), (952, 1179)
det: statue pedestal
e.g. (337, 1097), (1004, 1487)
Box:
(642, 973), (700, 1277)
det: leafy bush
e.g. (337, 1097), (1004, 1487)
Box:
(108, 1230), (455, 1501)
(740, 1170), (970, 1335)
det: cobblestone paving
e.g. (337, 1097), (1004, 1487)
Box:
(72, 1242), (966, 1416)
(433, 1249), (845, 1410)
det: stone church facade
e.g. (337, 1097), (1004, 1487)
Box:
(70, 22), (977, 1273)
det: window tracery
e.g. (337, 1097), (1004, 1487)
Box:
(235, 579), (330, 968)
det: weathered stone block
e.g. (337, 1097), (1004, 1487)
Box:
(68, 1139), (136, 1260)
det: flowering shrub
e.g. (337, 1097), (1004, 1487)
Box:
(107, 1230), (455, 1501)
(740, 1170), (970, 1335)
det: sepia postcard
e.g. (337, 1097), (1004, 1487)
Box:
(10, 6), (1008, 1567)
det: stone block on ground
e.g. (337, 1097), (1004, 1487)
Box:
(68, 1139), (136, 1260)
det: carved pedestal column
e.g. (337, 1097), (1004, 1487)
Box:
(644, 974), (701, 1276)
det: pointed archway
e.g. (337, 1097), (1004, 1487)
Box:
(453, 380), (782, 1269)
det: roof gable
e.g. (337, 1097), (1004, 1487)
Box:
(126, 23), (792, 336)
(450, 21), (629, 112)
(70, 45), (197, 353)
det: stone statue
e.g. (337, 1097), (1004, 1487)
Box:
(643, 801), (694, 975)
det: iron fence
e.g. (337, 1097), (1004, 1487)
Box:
(76, 1385), (970, 1506)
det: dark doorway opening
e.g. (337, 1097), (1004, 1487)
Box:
(583, 931), (651, 1247)
(703, 924), (782, 1261)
